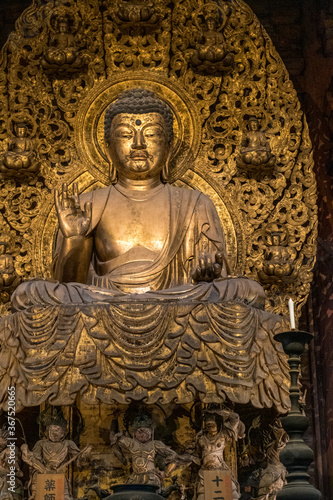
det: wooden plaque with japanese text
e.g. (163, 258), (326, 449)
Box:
(203, 470), (233, 500)
(36, 474), (65, 500)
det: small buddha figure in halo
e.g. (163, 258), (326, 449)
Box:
(238, 117), (275, 171)
(41, 16), (83, 71)
(189, 13), (233, 73)
(1, 123), (36, 176)
(259, 230), (294, 283)
(194, 410), (245, 500)
(12, 88), (266, 309)
(21, 416), (91, 500)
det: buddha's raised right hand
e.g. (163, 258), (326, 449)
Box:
(192, 251), (224, 282)
(54, 182), (92, 238)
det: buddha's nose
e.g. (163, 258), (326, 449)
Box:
(131, 130), (147, 150)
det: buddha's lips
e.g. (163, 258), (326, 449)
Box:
(126, 152), (153, 161)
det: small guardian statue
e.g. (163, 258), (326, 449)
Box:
(194, 409), (245, 500)
(257, 419), (287, 500)
(21, 415), (91, 500)
(110, 411), (192, 493)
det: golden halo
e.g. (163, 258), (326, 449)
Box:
(75, 72), (201, 185)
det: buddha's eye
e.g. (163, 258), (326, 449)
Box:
(144, 127), (163, 138)
(115, 128), (133, 139)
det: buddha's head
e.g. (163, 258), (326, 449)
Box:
(58, 17), (69, 34)
(104, 89), (174, 183)
(248, 117), (260, 131)
(15, 123), (28, 138)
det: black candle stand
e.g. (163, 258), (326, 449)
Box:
(273, 330), (322, 500)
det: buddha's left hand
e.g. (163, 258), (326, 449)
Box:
(192, 252), (223, 282)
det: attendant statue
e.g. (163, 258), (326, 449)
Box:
(237, 117), (275, 171)
(41, 16), (83, 72)
(21, 416), (91, 500)
(189, 15), (233, 73)
(257, 419), (287, 499)
(194, 410), (245, 500)
(110, 412), (191, 492)
(1, 123), (36, 176)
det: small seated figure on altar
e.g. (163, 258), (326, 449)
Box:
(21, 415), (91, 500)
(12, 88), (266, 308)
(110, 412), (192, 493)
(1, 123), (37, 177)
(189, 14), (233, 74)
(194, 409), (245, 500)
(41, 16), (83, 72)
(237, 117), (275, 171)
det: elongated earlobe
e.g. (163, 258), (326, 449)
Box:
(105, 143), (118, 184)
(161, 144), (172, 182)
(109, 161), (117, 184)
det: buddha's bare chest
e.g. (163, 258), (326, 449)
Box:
(94, 190), (169, 261)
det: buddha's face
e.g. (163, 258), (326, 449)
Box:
(108, 113), (170, 181)
(249, 119), (259, 131)
(206, 18), (217, 31)
(59, 21), (68, 33)
(16, 126), (27, 138)
(48, 424), (65, 442)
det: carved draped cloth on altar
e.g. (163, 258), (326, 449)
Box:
(0, 285), (289, 411)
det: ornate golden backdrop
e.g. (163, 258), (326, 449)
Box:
(0, 0), (317, 320)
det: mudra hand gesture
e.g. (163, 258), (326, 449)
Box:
(192, 251), (224, 282)
(54, 182), (92, 238)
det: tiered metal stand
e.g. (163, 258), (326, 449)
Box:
(274, 330), (322, 500)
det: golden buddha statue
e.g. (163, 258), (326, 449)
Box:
(51, 88), (233, 295)
(8, 89), (288, 413)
